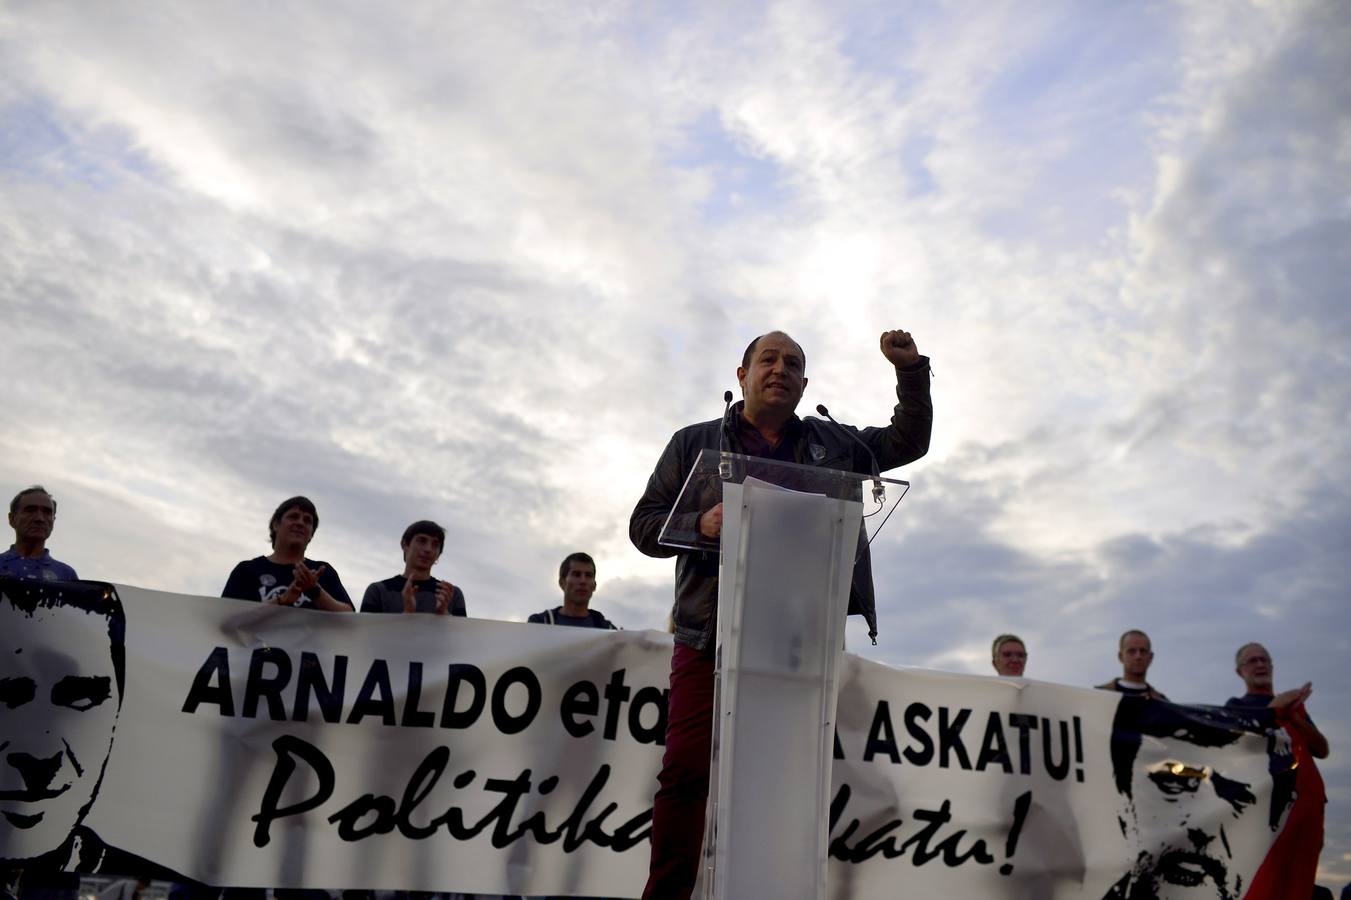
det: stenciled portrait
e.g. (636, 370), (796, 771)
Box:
(0, 577), (180, 881)
(1104, 697), (1296, 900)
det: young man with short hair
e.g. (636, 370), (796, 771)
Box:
(1, 485), (78, 582)
(528, 552), (617, 629)
(1095, 629), (1166, 699)
(221, 496), (353, 611)
(360, 519), (466, 616)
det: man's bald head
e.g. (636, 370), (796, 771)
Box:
(741, 331), (806, 373)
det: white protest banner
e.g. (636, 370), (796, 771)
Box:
(0, 579), (1318, 898)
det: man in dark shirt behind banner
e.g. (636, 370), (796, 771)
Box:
(527, 552), (618, 630)
(1224, 642), (1328, 897)
(359, 519), (467, 617)
(219, 497), (349, 900)
(629, 329), (932, 900)
(221, 496), (353, 612)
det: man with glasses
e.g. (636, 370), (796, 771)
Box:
(1223, 642), (1328, 895)
(1225, 643), (1328, 759)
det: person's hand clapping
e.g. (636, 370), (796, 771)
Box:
(434, 581), (455, 615)
(281, 562), (326, 606)
(1271, 682), (1313, 712)
(1269, 681), (1313, 724)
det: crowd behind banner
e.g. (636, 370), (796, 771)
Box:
(0, 479), (1333, 898)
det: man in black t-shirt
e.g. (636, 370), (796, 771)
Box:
(523, 557), (619, 900)
(221, 496), (353, 611)
(359, 519), (466, 617)
(527, 552), (617, 630)
(219, 500), (346, 900)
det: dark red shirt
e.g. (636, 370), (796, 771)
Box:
(734, 413), (801, 462)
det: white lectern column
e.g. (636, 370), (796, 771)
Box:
(707, 477), (862, 900)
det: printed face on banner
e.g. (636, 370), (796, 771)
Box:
(0, 598), (121, 863)
(1111, 728), (1283, 900)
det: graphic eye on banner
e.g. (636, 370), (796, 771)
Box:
(0, 578), (1311, 898)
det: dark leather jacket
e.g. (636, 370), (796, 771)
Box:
(629, 359), (932, 651)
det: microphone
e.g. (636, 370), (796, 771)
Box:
(719, 391), (734, 479)
(815, 404), (885, 504)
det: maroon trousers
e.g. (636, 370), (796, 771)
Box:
(642, 643), (716, 900)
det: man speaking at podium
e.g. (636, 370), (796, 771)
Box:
(629, 329), (933, 900)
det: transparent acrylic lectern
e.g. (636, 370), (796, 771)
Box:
(658, 449), (909, 900)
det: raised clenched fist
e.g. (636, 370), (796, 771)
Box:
(880, 330), (920, 368)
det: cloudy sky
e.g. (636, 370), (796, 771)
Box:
(3, 0), (1348, 886)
